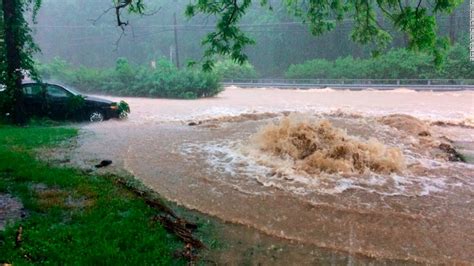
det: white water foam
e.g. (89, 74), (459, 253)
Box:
(180, 140), (464, 197)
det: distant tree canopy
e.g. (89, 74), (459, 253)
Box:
(118, 0), (463, 68)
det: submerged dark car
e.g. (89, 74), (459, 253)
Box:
(19, 82), (125, 122)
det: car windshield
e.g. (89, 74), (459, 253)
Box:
(63, 85), (81, 96)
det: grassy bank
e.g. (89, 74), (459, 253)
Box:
(0, 126), (186, 264)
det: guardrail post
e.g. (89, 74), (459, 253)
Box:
(427, 80), (431, 85)
(396, 80), (400, 85)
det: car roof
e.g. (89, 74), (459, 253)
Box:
(22, 81), (49, 85)
(1, 82), (65, 91)
(22, 81), (68, 88)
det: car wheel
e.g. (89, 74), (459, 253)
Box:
(119, 111), (128, 119)
(89, 110), (104, 122)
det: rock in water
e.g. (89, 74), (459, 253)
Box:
(188, 121), (202, 126)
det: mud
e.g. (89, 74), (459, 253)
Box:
(62, 87), (474, 264)
(0, 194), (24, 231)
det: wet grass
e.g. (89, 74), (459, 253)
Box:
(0, 125), (185, 265)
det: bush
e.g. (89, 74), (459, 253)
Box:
(285, 59), (333, 79)
(367, 49), (435, 79)
(38, 58), (223, 99)
(285, 44), (474, 80)
(212, 59), (259, 79)
(439, 44), (474, 79)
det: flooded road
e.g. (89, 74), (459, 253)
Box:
(71, 87), (474, 264)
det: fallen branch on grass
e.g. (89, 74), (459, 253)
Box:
(15, 225), (23, 248)
(114, 177), (179, 219)
(153, 215), (204, 249)
(113, 176), (206, 262)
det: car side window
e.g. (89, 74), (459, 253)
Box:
(22, 84), (43, 97)
(46, 85), (70, 98)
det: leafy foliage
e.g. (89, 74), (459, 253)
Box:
(65, 94), (86, 119)
(0, 0), (43, 124)
(185, 0), (255, 70)
(38, 58), (223, 99)
(117, 100), (130, 118)
(0, 0), (42, 84)
(119, 0), (463, 67)
(285, 43), (474, 79)
(213, 59), (259, 79)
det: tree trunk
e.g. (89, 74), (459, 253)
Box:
(448, 10), (456, 44)
(2, 0), (27, 125)
(402, 0), (409, 47)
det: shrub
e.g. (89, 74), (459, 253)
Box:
(366, 49), (435, 79)
(212, 59), (259, 79)
(439, 43), (474, 79)
(38, 58), (223, 99)
(285, 45), (474, 80)
(285, 59), (333, 79)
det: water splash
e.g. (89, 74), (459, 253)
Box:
(252, 114), (405, 175)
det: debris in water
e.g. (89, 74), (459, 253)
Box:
(378, 114), (467, 162)
(253, 115), (405, 175)
(418, 131), (431, 137)
(188, 121), (202, 126)
(379, 114), (430, 136)
(95, 160), (112, 168)
(438, 143), (465, 162)
(431, 117), (474, 128)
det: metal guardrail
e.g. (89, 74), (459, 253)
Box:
(222, 79), (474, 90)
(470, 0), (474, 61)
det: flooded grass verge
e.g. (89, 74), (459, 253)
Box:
(0, 125), (197, 265)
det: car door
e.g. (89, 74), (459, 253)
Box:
(45, 84), (72, 119)
(22, 83), (46, 116)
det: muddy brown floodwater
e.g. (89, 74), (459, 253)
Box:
(69, 87), (474, 264)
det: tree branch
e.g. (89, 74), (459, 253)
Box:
(416, 0), (423, 14)
(115, 0), (132, 29)
(90, 5), (115, 25)
(398, 0), (404, 12)
(114, 29), (126, 51)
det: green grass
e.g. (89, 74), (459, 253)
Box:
(0, 126), (185, 265)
